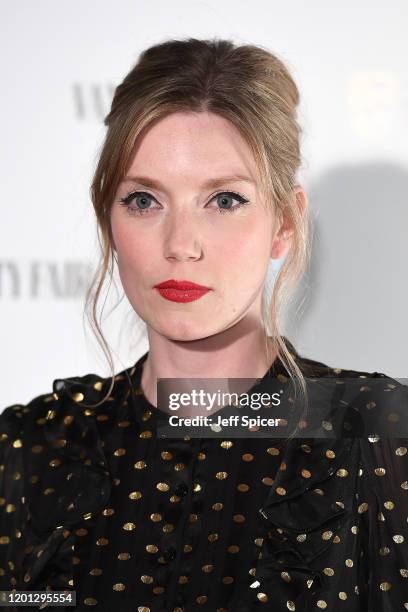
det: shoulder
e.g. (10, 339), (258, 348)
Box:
(292, 343), (391, 382)
(0, 364), (136, 459)
(0, 387), (58, 454)
(1, 364), (134, 421)
(289, 344), (407, 437)
(0, 366), (128, 533)
(293, 341), (404, 393)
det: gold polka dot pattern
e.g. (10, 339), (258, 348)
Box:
(0, 343), (407, 610)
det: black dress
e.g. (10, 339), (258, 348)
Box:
(0, 339), (407, 611)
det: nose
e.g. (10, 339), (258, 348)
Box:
(163, 209), (203, 262)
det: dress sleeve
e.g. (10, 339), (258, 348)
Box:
(357, 378), (408, 610)
(0, 403), (30, 590)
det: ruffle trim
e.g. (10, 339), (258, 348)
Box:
(19, 376), (113, 592)
(255, 437), (353, 603)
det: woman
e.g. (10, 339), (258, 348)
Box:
(0, 38), (407, 612)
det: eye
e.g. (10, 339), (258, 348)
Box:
(119, 191), (159, 216)
(118, 189), (250, 216)
(209, 191), (250, 214)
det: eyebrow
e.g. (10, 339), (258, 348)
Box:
(120, 174), (255, 191)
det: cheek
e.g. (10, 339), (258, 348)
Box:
(213, 233), (270, 303)
(225, 223), (272, 270)
(111, 220), (150, 282)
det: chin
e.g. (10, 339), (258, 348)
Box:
(154, 316), (217, 342)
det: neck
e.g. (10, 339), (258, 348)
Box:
(140, 322), (277, 408)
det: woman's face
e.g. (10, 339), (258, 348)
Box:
(110, 111), (294, 341)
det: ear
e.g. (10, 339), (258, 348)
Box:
(270, 186), (308, 260)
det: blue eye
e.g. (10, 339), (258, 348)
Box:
(119, 191), (154, 215)
(213, 192), (249, 214)
(119, 190), (250, 216)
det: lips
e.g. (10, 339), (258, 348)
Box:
(154, 279), (210, 290)
(154, 279), (211, 303)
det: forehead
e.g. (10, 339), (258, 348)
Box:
(125, 111), (260, 184)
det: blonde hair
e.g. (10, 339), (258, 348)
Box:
(82, 37), (312, 409)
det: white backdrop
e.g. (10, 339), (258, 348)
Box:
(1, 0), (407, 408)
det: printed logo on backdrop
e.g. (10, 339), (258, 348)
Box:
(0, 261), (93, 298)
(72, 84), (115, 120)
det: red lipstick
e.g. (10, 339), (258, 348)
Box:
(154, 279), (211, 303)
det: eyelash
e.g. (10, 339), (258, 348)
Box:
(118, 190), (250, 216)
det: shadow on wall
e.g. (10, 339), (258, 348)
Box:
(284, 162), (408, 377)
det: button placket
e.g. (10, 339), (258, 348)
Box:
(170, 438), (220, 607)
(152, 438), (198, 608)
(160, 438), (207, 608)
